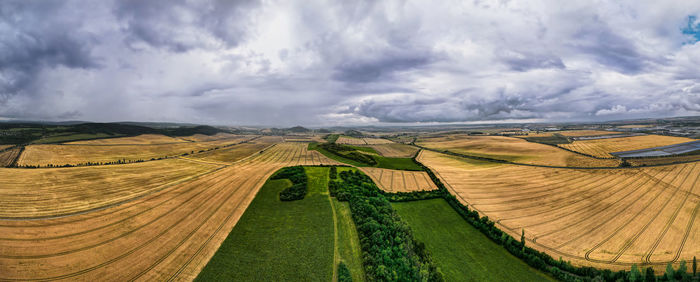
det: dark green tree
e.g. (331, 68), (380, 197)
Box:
(693, 256), (697, 277)
(629, 264), (642, 281)
(664, 262), (674, 281)
(644, 267), (655, 282)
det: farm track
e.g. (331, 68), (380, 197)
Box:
(0, 142), (338, 281)
(417, 149), (699, 271)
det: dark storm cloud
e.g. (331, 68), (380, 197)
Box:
(114, 0), (259, 52)
(0, 0), (699, 125)
(0, 1), (98, 103)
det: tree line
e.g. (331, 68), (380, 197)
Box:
(329, 169), (443, 281)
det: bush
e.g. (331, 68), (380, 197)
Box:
(337, 262), (352, 282)
(272, 166), (308, 201)
(279, 183), (307, 201)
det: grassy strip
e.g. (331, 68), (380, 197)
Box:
(393, 199), (555, 281)
(325, 134), (340, 143)
(333, 198), (366, 281)
(195, 167), (334, 281)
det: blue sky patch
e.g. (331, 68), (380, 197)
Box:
(682, 15), (700, 44)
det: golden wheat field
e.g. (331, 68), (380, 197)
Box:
(67, 134), (190, 145)
(417, 134), (620, 167)
(359, 167), (437, 192)
(0, 142), (340, 281)
(16, 135), (259, 166)
(558, 135), (695, 158)
(370, 143), (419, 157)
(335, 136), (367, 145)
(0, 148), (21, 167)
(417, 149), (699, 271)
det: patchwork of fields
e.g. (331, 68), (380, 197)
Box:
(417, 134), (621, 167)
(0, 127), (697, 279)
(0, 142), (340, 280)
(417, 149), (699, 271)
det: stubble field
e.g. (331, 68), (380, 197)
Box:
(558, 135), (695, 158)
(0, 142), (340, 281)
(417, 134), (620, 167)
(417, 149), (699, 271)
(16, 134), (261, 166)
(359, 167), (437, 192)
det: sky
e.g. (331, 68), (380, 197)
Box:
(1, 0), (700, 126)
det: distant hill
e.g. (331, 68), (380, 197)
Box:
(0, 122), (229, 144)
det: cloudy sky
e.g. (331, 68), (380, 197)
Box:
(1, 0), (700, 126)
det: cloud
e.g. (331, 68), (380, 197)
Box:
(0, 0), (699, 125)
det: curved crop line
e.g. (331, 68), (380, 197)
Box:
(0, 143), (297, 281)
(0, 145), (278, 228)
(607, 163), (696, 262)
(523, 169), (643, 232)
(550, 165), (676, 248)
(582, 164), (687, 262)
(641, 164), (699, 263)
(476, 172), (614, 212)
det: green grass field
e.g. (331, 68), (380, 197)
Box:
(196, 167), (334, 281)
(392, 199), (555, 282)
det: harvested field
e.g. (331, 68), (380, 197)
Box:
(180, 133), (247, 142)
(361, 138), (393, 144)
(187, 142), (273, 164)
(336, 136), (367, 145)
(558, 135), (695, 158)
(16, 136), (259, 166)
(417, 134), (620, 167)
(68, 134), (189, 145)
(521, 130), (621, 137)
(0, 142), (340, 281)
(417, 149), (700, 271)
(370, 143), (419, 158)
(627, 154), (700, 166)
(0, 148), (21, 167)
(359, 167), (437, 192)
(0, 145), (14, 151)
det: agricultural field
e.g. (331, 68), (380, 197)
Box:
(359, 167), (437, 192)
(0, 147), (21, 167)
(417, 134), (620, 167)
(196, 167), (334, 281)
(521, 130), (620, 138)
(417, 149), (700, 271)
(16, 135), (261, 166)
(68, 134), (189, 145)
(335, 136), (367, 145)
(393, 199), (554, 281)
(0, 145), (14, 151)
(362, 137), (393, 144)
(558, 135), (695, 158)
(335, 136), (393, 145)
(370, 143), (419, 157)
(0, 142), (340, 280)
